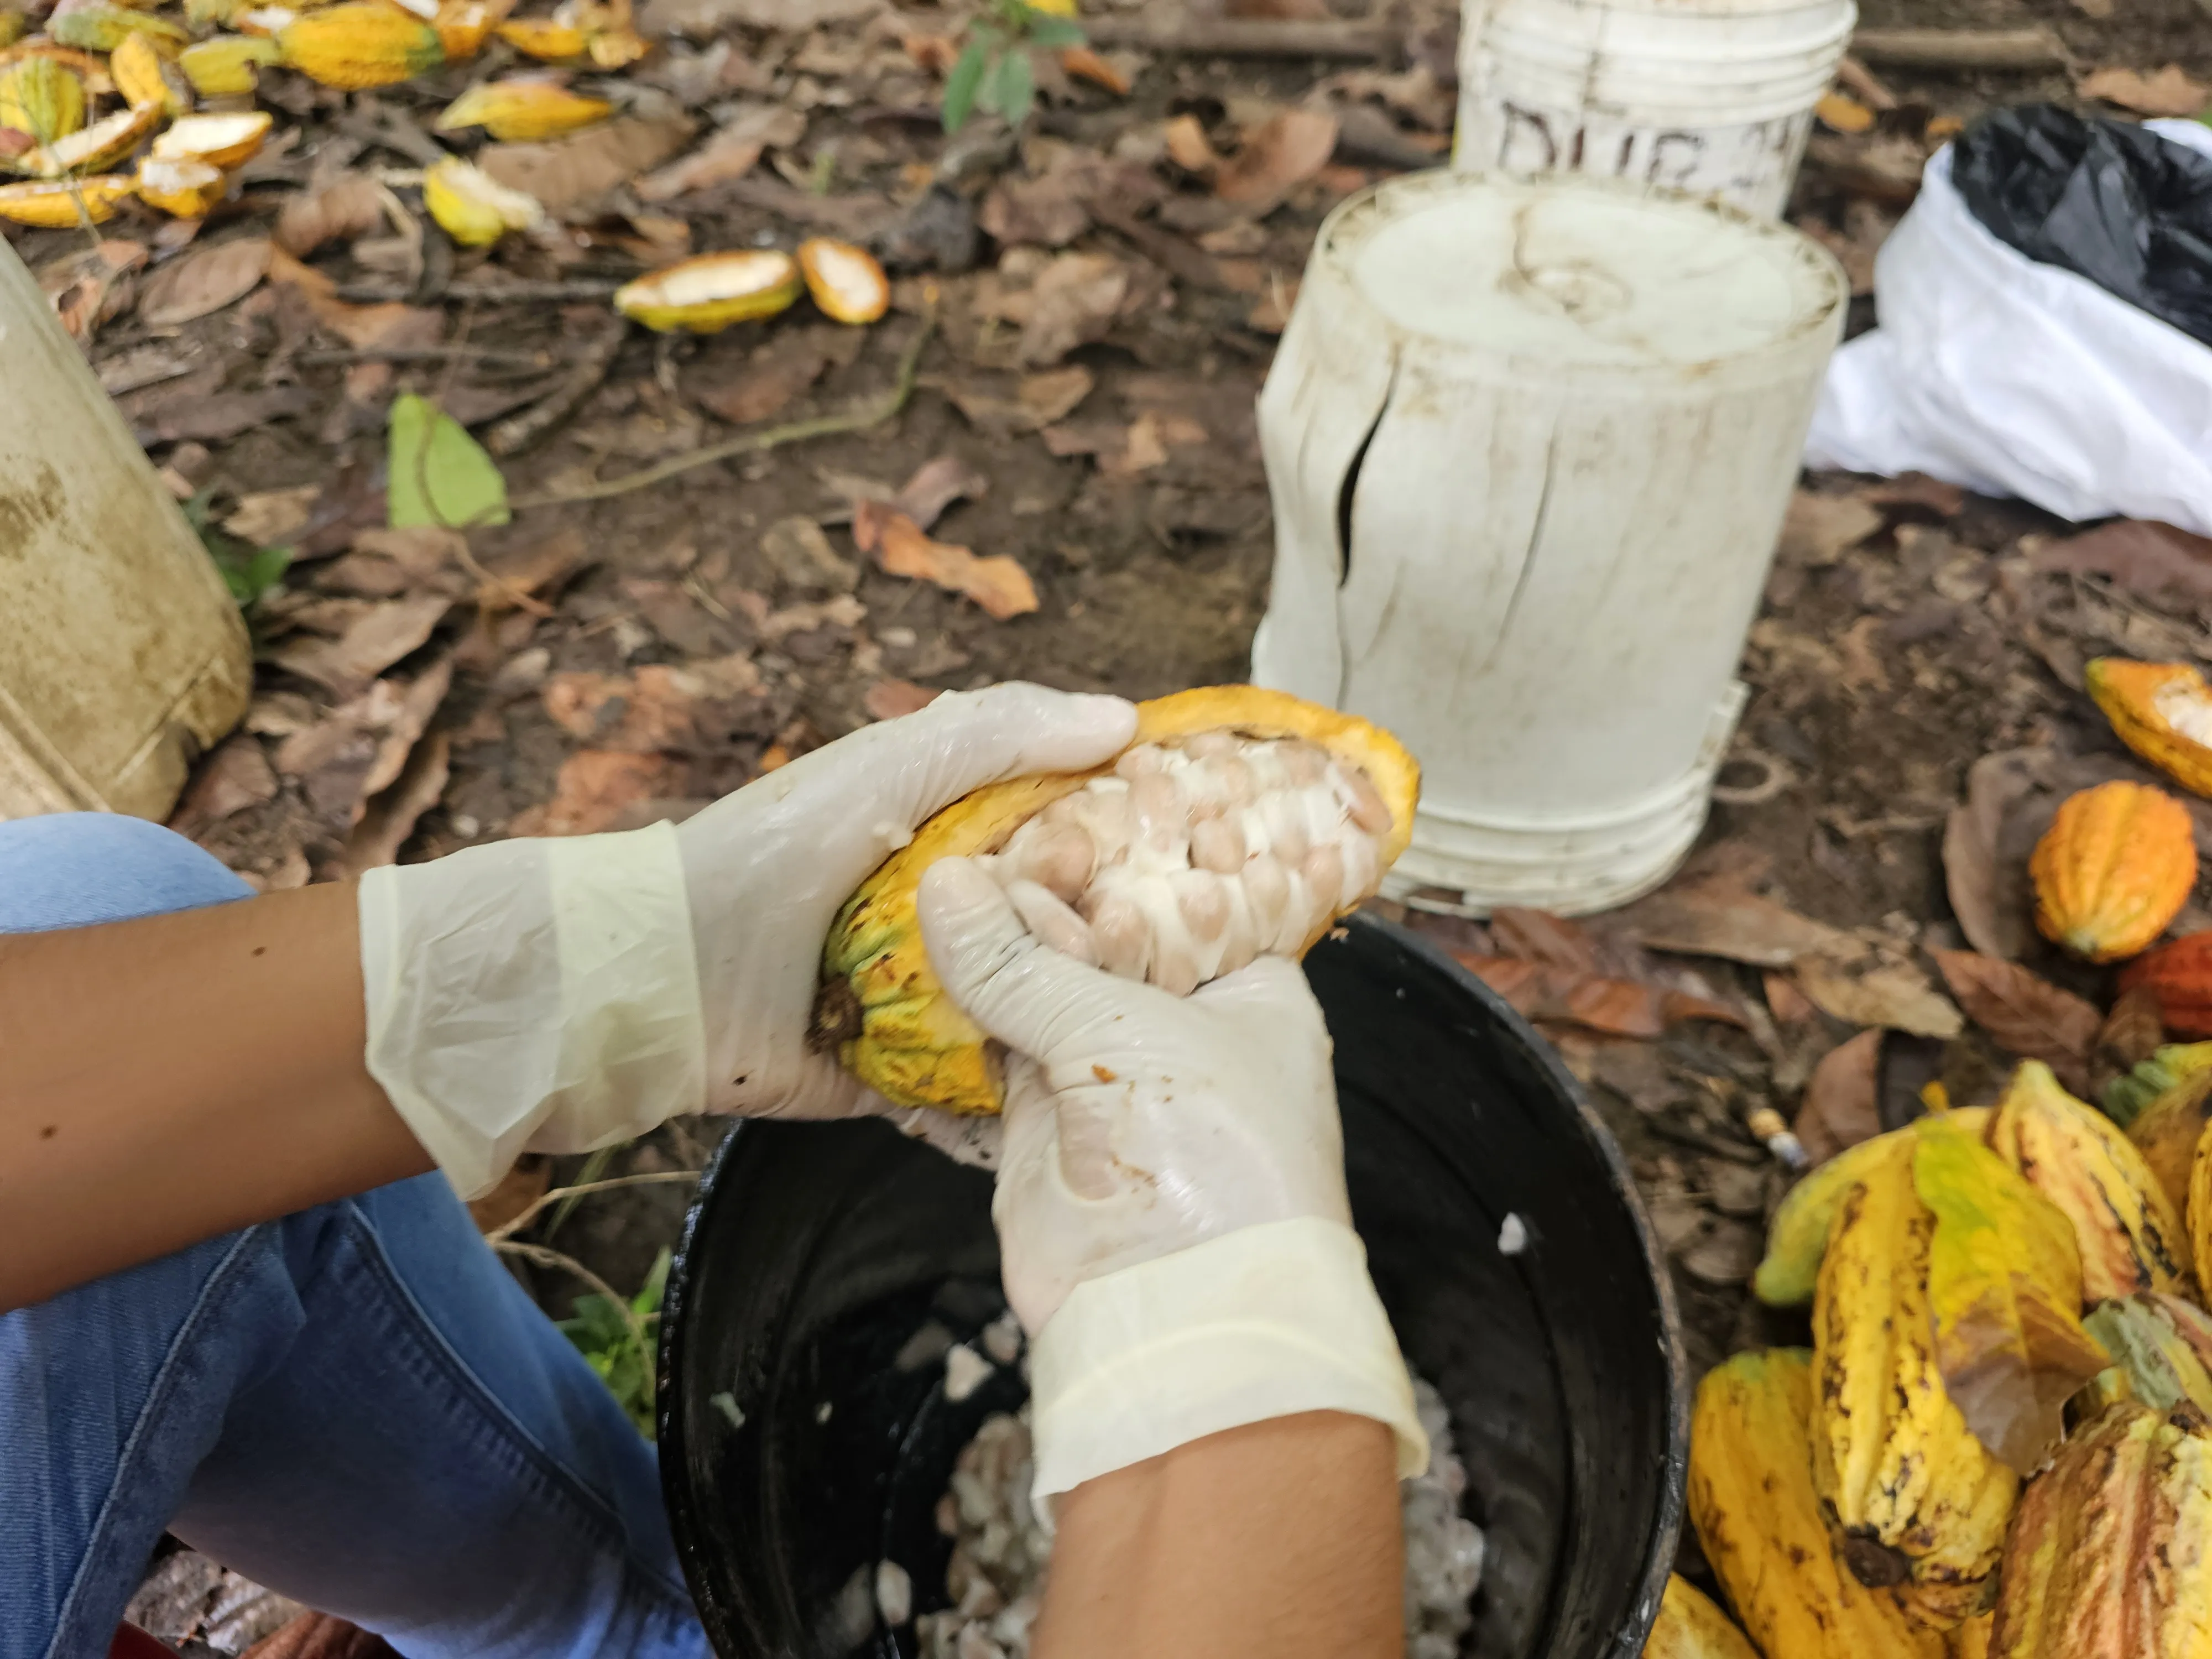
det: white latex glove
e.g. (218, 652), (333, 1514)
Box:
(357, 684), (1136, 1196)
(917, 856), (1427, 1503)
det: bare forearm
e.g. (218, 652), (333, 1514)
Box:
(0, 880), (429, 1311)
(1035, 1411), (1404, 1659)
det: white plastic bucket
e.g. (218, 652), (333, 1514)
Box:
(0, 239), (250, 821)
(1453, 0), (1857, 218)
(1251, 171), (1846, 915)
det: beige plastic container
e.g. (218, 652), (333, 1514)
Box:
(1252, 171), (1846, 915)
(0, 239), (249, 821)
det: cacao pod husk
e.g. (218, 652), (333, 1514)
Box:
(1989, 1400), (2212, 1658)
(2128, 1062), (2212, 1226)
(1641, 1575), (1758, 1659)
(277, 3), (441, 88)
(2124, 934), (2212, 1040)
(2029, 780), (2197, 963)
(2083, 1293), (2212, 1418)
(2087, 657), (2212, 801)
(1688, 1348), (1944, 1659)
(1986, 1061), (2192, 1305)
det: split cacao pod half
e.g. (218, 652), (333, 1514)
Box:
(816, 686), (1420, 1114)
(1985, 1061), (2192, 1305)
(2029, 780), (2196, 963)
(1640, 1575), (1758, 1659)
(2088, 656), (2212, 800)
(1989, 1399), (2212, 1659)
(2081, 1293), (2212, 1419)
(1688, 1347), (1944, 1658)
(2126, 1059), (2212, 1223)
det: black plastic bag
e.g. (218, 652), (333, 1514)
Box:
(1950, 103), (2212, 347)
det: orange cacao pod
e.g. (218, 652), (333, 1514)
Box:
(2029, 781), (2197, 962)
(2123, 933), (2212, 1039)
(2088, 658), (2212, 799)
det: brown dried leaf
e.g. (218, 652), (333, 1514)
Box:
(1932, 950), (2100, 1093)
(942, 366), (1094, 435)
(1615, 871), (1851, 967)
(1164, 113), (1220, 173)
(475, 526), (588, 613)
(2093, 984), (2167, 1099)
(1489, 907), (1600, 972)
(266, 246), (442, 352)
(270, 595), (452, 699)
(1059, 45), (1130, 95)
(341, 729), (451, 875)
(138, 236), (270, 329)
(985, 251), (1130, 367)
(1796, 1029), (1884, 1167)
(1214, 107), (1339, 212)
(688, 329), (831, 425)
(478, 114), (696, 217)
(467, 1154), (549, 1234)
(518, 750), (685, 837)
(169, 736), (278, 842)
(864, 678), (942, 721)
(1452, 953), (1740, 1038)
(1945, 749), (2044, 962)
(893, 455), (989, 531)
(274, 175), (387, 257)
(2032, 519), (2212, 608)
(1795, 954), (1964, 1039)
(1777, 488), (1882, 567)
(2081, 64), (2212, 117)
(632, 103), (804, 201)
(868, 510), (1037, 620)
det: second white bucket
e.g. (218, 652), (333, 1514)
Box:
(1453, 0), (1856, 218)
(1251, 171), (1846, 916)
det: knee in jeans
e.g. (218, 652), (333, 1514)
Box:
(0, 813), (254, 932)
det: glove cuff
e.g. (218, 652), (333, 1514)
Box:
(359, 823), (706, 1196)
(1026, 1215), (1428, 1508)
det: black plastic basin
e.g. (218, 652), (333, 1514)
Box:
(659, 912), (1688, 1659)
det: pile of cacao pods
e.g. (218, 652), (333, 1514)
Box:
(1644, 657), (2212, 1658)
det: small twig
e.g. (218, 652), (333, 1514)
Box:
(492, 1240), (655, 1410)
(487, 315), (627, 458)
(336, 279), (627, 304)
(455, 539), (555, 617)
(1849, 25), (2069, 70)
(297, 346), (559, 368)
(1833, 54), (1899, 112)
(511, 304), (938, 510)
(544, 1143), (622, 1242)
(487, 1170), (702, 1243)
(1081, 16), (1399, 58)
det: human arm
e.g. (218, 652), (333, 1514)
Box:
(915, 857), (1424, 1659)
(0, 684), (1135, 1311)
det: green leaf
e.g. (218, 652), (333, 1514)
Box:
(942, 39), (992, 132)
(1024, 13), (1084, 47)
(387, 393), (509, 530)
(633, 1247), (671, 1318)
(992, 46), (1034, 128)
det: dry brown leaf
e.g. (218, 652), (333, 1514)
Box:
(979, 251), (1131, 367)
(1453, 953), (1741, 1038)
(633, 103), (804, 201)
(2081, 64), (2212, 117)
(342, 729), (451, 875)
(1059, 45), (1130, 95)
(864, 678), (942, 721)
(942, 366), (1095, 434)
(350, 526), (469, 594)
(688, 330), (831, 425)
(1795, 953), (1964, 1039)
(866, 510), (1038, 620)
(1943, 749), (2049, 962)
(980, 172), (1093, 248)
(892, 455), (989, 531)
(224, 485), (322, 547)
(2092, 984), (2167, 1099)
(479, 114), (696, 217)
(475, 526), (589, 613)
(1765, 971), (1817, 1023)
(169, 736), (279, 842)
(1777, 488), (1882, 567)
(760, 515), (857, 594)
(1796, 1029), (1884, 1166)
(265, 247), (442, 353)
(904, 33), (959, 72)
(1214, 107), (1339, 212)
(138, 236), (270, 329)
(1489, 906), (1601, 972)
(1164, 113), (1220, 174)
(1932, 950), (2100, 1094)
(520, 749), (686, 837)
(2032, 519), (2212, 608)
(1615, 870), (1851, 967)
(274, 175), (387, 257)
(271, 595), (452, 699)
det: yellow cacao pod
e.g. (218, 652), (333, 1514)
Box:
(421, 153), (543, 245)
(1688, 1348), (1945, 1659)
(0, 172), (131, 223)
(277, 3), (441, 88)
(797, 236), (888, 324)
(134, 155), (227, 217)
(1641, 1575), (1758, 1659)
(178, 33), (281, 95)
(2089, 657), (2212, 800)
(1986, 1060), (2193, 1305)
(2030, 780), (2197, 962)
(1949, 1615), (1995, 1659)
(2125, 1059), (2212, 1218)
(1989, 1400), (2212, 1658)
(0, 56), (85, 142)
(612, 249), (802, 333)
(47, 3), (186, 50)
(2081, 1292), (2212, 1419)
(1812, 1138), (2021, 1627)
(434, 76), (609, 140)
(23, 103), (157, 178)
(111, 30), (192, 116)
(496, 12), (588, 55)
(151, 111), (273, 170)
(817, 686), (1421, 1115)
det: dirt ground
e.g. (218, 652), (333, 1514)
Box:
(22, 0), (2212, 1637)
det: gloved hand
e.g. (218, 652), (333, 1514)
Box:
(357, 683), (1136, 1196)
(917, 856), (1427, 1504)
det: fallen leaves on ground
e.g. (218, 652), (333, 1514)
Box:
(478, 113), (695, 217)
(857, 508), (1038, 620)
(1794, 952), (1964, 1039)
(2092, 984), (2168, 1100)
(2080, 64), (2212, 117)
(342, 729), (450, 874)
(864, 678), (941, 720)
(1214, 107), (1339, 213)
(1614, 860), (1851, 967)
(978, 250), (1134, 367)
(273, 659), (452, 825)
(886, 453), (990, 530)
(1945, 749), (2044, 961)
(387, 395), (510, 529)
(271, 597), (453, 702)
(542, 656), (760, 750)
(1932, 949), (2101, 1094)
(633, 103), (803, 201)
(274, 174), (388, 257)
(941, 365), (1094, 434)
(1453, 953), (1745, 1038)
(1796, 1029), (1884, 1166)
(687, 326), (848, 426)
(138, 234), (270, 328)
(2032, 519), (2212, 610)
(1777, 488), (1884, 567)
(168, 734), (278, 842)
(516, 749), (686, 836)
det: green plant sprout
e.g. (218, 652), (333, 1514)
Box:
(559, 1246), (670, 1437)
(942, 0), (1085, 134)
(182, 489), (293, 609)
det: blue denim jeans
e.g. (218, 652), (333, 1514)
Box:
(0, 814), (710, 1659)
